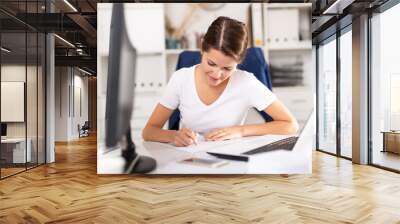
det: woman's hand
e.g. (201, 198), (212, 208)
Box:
(171, 128), (198, 147)
(204, 126), (244, 141)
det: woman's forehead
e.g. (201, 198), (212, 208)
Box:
(204, 49), (237, 66)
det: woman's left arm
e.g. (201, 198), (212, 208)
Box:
(242, 99), (299, 136)
(204, 100), (298, 141)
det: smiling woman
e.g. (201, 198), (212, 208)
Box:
(142, 16), (298, 147)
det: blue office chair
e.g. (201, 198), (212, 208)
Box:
(168, 47), (273, 130)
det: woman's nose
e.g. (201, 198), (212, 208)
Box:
(210, 69), (223, 79)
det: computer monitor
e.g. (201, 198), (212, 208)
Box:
(1, 123), (6, 137)
(105, 3), (156, 174)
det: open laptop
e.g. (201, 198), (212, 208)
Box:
(207, 111), (314, 162)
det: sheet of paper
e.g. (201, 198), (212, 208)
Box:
(142, 135), (292, 155)
(173, 135), (250, 153)
(173, 140), (223, 153)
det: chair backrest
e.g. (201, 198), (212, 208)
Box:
(175, 51), (201, 71)
(237, 47), (272, 90)
(82, 121), (90, 129)
(168, 47), (273, 130)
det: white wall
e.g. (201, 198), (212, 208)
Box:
(72, 73), (89, 138)
(2, 64), (46, 163)
(1, 66), (26, 129)
(1, 65), (29, 138)
(55, 67), (67, 141)
(55, 67), (89, 141)
(77, 74), (89, 123)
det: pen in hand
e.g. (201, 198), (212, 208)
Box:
(192, 132), (198, 145)
(181, 124), (198, 146)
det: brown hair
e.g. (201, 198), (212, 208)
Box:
(201, 16), (248, 63)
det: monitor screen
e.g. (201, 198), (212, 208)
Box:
(104, 4), (156, 173)
(105, 3), (137, 148)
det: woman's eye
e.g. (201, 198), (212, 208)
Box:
(208, 62), (216, 66)
(224, 68), (232, 71)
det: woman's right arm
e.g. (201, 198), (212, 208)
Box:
(142, 103), (176, 143)
(142, 104), (197, 146)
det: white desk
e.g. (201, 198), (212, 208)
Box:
(98, 117), (313, 174)
(1, 138), (32, 163)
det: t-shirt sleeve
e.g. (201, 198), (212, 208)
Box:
(159, 71), (182, 110)
(247, 74), (277, 111)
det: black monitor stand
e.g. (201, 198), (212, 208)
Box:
(122, 126), (156, 174)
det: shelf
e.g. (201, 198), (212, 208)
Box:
(264, 3), (311, 9)
(99, 51), (164, 57)
(133, 88), (165, 94)
(165, 48), (200, 55)
(266, 40), (312, 51)
(138, 52), (163, 56)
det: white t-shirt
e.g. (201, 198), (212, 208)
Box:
(160, 65), (276, 134)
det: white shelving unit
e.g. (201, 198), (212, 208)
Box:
(273, 86), (314, 128)
(263, 3), (312, 52)
(267, 40), (312, 51)
(258, 3), (314, 128)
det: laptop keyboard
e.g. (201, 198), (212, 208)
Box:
(242, 136), (299, 155)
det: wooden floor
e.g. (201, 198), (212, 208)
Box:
(1, 134), (400, 223)
(1, 167), (26, 178)
(1, 163), (45, 178)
